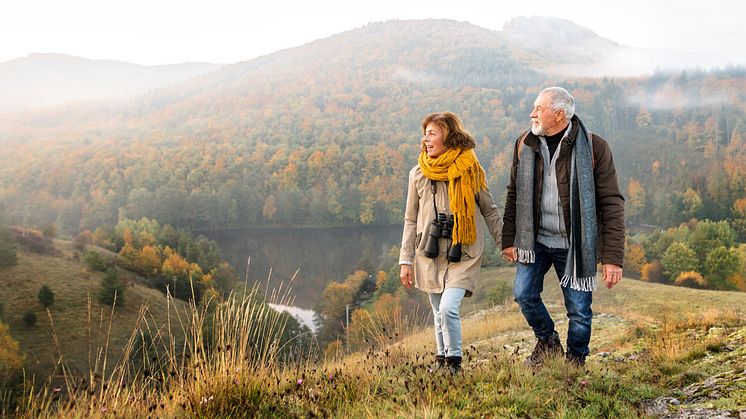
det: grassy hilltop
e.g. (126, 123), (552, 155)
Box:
(2, 254), (745, 417)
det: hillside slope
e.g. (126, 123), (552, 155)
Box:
(0, 241), (190, 381)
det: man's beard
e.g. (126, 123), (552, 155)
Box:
(531, 123), (545, 136)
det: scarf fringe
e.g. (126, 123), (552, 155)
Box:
(515, 248), (535, 264)
(560, 274), (598, 292)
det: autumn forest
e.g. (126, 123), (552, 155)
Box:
(1, 19), (746, 291)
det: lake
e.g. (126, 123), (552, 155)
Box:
(201, 225), (403, 309)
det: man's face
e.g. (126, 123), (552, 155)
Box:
(530, 93), (565, 136)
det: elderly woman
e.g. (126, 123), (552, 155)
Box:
(399, 112), (502, 373)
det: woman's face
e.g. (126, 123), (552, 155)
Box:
(424, 122), (447, 158)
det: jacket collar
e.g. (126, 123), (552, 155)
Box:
(523, 115), (580, 150)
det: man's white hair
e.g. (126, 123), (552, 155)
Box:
(539, 87), (575, 122)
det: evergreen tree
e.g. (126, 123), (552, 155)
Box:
(38, 285), (55, 308)
(98, 268), (125, 306)
(22, 311), (37, 328)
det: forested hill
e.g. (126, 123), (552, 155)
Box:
(0, 18), (745, 236)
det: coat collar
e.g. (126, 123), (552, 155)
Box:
(523, 116), (580, 150)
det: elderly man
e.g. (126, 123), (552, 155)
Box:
(501, 86), (625, 367)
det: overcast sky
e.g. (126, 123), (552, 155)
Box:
(1, 0), (744, 67)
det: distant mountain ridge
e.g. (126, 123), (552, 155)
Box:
(0, 18), (743, 235)
(0, 53), (223, 113)
(0, 17), (719, 116)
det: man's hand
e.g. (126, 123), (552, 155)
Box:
(501, 247), (517, 262)
(602, 264), (623, 289)
(400, 264), (414, 288)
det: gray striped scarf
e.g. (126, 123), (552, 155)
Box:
(514, 117), (598, 291)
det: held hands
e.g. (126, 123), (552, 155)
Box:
(501, 247), (517, 263)
(400, 264), (414, 288)
(602, 264), (623, 289)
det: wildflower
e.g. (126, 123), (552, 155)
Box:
(53, 387), (61, 394)
(580, 379), (588, 387)
(297, 379), (303, 385)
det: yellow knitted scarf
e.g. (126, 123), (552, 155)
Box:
(418, 147), (487, 245)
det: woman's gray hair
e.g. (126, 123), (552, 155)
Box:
(539, 87), (575, 122)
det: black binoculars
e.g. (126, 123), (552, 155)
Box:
(423, 213), (462, 262)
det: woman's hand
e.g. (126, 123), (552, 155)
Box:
(400, 264), (414, 288)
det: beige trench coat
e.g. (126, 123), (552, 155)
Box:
(399, 166), (502, 296)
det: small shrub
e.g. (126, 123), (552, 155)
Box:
(11, 227), (55, 255)
(37, 285), (55, 308)
(22, 311), (37, 328)
(487, 280), (513, 306)
(41, 224), (58, 239)
(84, 250), (107, 271)
(73, 230), (93, 252)
(674, 271), (707, 288)
(98, 268), (124, 306)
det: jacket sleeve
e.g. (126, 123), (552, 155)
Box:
(399, 167), (420, 264)
(477, 185), (502, 245)
(592, 135), (625, 267)
(501, 132), (524, 250)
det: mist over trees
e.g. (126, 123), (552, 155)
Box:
(0, 20), (745, 294)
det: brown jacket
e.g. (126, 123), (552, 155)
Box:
(501, 117), (625, 267)
(400, 166), (502, 296)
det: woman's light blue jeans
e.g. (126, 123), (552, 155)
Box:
(513, 241), (593, 359)
(428, 287), (467, 357)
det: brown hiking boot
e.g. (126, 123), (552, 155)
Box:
(524, 332), (564, 368)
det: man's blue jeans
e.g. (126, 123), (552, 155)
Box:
(428, 288), (467, 358)
(513, 242), (593, 359)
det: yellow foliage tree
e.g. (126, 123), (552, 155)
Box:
(734, 199), (746, 218)
(119, 228), (139, 260)
(133, 244), (161, 277)
(626, 179), (646, 223)
(641, 260), (664, 283)
(162, 252), (192, 280)
(624, 243), (647, 278)
(674, 271), (707, 288)
(0, 322), (25, 388)
(728, 273), (746, 291)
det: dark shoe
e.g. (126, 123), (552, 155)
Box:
(435, 355), (446, 369)
(445, 356), (462, 374)
(566, 353), (586, 367)
(524, 332), (564, 368)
